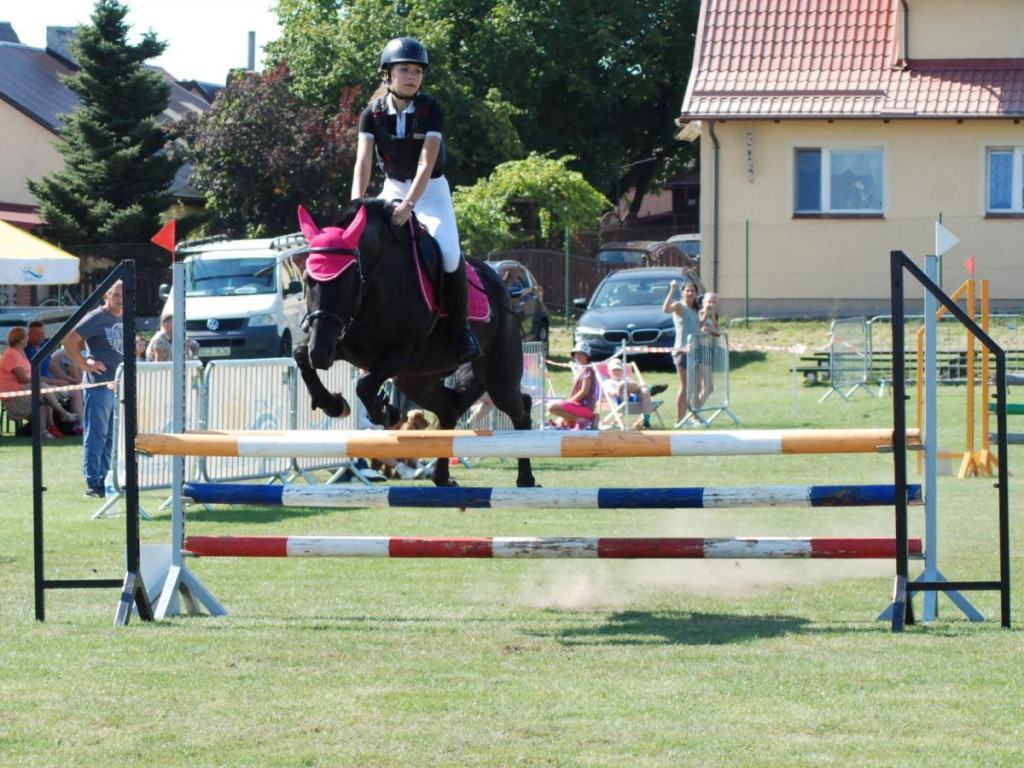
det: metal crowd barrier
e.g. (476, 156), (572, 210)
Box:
(96, 361), (204, 519)
(823, 316), (875, 402)
(200, 358), (296, 483)
(686, 332), (739, 426)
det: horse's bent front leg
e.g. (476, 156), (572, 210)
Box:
(355, 372), (400, 428)
(294, 344), (350, 418)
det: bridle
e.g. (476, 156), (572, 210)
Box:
(300, 240), (389, 345)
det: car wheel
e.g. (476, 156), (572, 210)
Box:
(534, 320), (549, 359)
(278, 331), (292, 358)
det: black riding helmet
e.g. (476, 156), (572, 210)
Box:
(379, 37), (429, 71)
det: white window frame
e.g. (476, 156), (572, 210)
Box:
(793, 145), (885, 215)
(986, 147), (1024, 213)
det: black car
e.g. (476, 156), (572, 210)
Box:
(595, 240), (698, 271)
(487, 259), (551, 356)
(573, 267), (704, 362)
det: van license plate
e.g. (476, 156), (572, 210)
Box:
(197, 346), (230, 358)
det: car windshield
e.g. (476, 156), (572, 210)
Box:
(596, 249), (644, 266)
(677, 241), (700, 258)
(183, 258), (277, 297)
(591, 277), (677, 309)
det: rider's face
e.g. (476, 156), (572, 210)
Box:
(389, 63), (424, 97)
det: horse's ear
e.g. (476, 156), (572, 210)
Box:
(340, 205), (368, 249)
(297, 205), (319, 242)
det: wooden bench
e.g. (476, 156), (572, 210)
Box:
(790, 352), (831, 383)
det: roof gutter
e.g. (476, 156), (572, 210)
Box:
(708, 118), (720, 294)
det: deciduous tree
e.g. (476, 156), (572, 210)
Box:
(175, 64), (361, 237)
(453, 154), (608, 255)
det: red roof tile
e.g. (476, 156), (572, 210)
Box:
(681, 0), (1024, 118)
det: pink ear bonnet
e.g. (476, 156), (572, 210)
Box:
(298, 205), (367, 282)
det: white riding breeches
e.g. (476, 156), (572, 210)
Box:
(379, 176), (461, 273)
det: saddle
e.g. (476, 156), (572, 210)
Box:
(298, 204), (490, 322)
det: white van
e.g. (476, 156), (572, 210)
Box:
(159, 233), (307, 360)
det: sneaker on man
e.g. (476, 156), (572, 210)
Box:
(85, 487), (105, 498)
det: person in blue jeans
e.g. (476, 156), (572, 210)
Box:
(63, 281), (124, 498)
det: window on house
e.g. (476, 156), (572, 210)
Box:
(795, 147), (884, 214)
(987, 148), (1023, 212)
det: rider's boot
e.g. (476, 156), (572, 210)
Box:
(445, 257), (482, 362)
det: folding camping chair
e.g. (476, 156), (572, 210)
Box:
(592, 359), (665, 430)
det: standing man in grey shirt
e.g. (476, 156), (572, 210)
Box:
(63, 281), (124, 498)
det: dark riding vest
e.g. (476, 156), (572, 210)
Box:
(368, 93), (446, 182)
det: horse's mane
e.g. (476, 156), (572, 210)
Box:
(331, 197), (391, 229)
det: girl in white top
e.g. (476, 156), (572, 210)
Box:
(662, 279), (701, 424)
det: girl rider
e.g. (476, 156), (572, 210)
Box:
(352, 37), (481, 362)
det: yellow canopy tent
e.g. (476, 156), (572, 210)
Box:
(0, 219), (79, 285)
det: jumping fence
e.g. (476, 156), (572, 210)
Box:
(137, 425), (928, 627)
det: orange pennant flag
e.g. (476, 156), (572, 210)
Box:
(151, 220), (177, 260)
(964, 254), (975, 276)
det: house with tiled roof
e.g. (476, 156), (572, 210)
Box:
(0, 25), (212, 233)
(678, 0), (1024, 317)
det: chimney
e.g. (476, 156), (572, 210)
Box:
(46, 26), (79, 67)
(0, 22), (21, 44)
(247, 31), (256, 71)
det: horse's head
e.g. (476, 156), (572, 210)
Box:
(293, 203), (371, 369)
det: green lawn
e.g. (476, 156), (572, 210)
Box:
(2, 319), (1021, 767)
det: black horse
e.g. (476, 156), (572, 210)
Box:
(291, 198), (536, 488)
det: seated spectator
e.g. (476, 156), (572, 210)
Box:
(546, 341), (598, 429)
(601, 358), (667, 430)
(146, 314), (200, 362)
(25, 320), (84, 433)
(135, 334), (149, 361)
(1, 327), (77, 438)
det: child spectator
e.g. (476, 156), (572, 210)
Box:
(546, 342), (598, 429)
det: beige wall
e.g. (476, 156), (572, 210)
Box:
(907, 0), (1024, 59)
(700, 119), (1024, 318)
(0, 103), (61, 205)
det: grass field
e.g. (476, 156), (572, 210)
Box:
(2, 319), (1022, 767)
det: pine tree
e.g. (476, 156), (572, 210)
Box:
(28, 0), (180, 244)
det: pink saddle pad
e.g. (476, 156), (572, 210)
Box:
(414, 257), (491, 322)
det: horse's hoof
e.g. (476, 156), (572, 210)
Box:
(319, 397), (351, 419)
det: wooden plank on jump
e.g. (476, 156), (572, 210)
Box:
(183, 535), (924, 559)
(183, 482), (924, 509)
(138, 428), (920, 459)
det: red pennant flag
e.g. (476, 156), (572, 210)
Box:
(964, 254), (975, 276)
(151, 220), (177, 260)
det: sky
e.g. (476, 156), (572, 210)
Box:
(2, 0), (282, 85)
